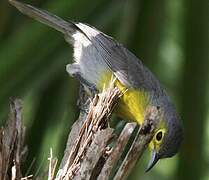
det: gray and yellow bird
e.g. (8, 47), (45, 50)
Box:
(9, 0), (183, 171)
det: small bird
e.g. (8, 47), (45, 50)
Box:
(9, 0), (183, 172)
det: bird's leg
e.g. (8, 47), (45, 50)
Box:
(76, 84), (91, 113)
(140, 105), (161, 135)
(67, 63), (98, 113)
(140, 119), (154, 135)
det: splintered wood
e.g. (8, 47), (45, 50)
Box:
(56, 80), (123, 179)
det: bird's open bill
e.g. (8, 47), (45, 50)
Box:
(145, 149), (159, 172)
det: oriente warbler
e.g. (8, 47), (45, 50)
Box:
(9, 0), (183, 172)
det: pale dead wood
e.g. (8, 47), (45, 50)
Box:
(97, 122), (137, 180)
(113, 111), (158, 180)
(74, 128), (113, 180)
(0, 98), (27, 180)
(56, 79), (122, 180)
(58, 86), (90, 171)
(58, 113), (86, 171)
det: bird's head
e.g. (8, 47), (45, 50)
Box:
(144, 96), (183, 172)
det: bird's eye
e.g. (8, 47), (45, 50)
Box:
(156, 131), (163, 141)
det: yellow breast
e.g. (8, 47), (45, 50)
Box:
(97, 71), (149, 125)
(115, 81), (149, 124)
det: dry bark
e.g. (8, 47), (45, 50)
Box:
(0, 98), (27, 180)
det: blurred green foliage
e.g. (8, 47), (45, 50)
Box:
(0, 0), (209, 179)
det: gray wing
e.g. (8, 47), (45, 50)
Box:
(82, 28), (162, 93)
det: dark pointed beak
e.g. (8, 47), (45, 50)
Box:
(145, 150), (159, 172)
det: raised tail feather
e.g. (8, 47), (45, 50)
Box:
(9, 0), (77, 35)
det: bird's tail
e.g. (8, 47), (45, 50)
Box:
(9, 0), (76, 35)
(9, 0), (113, 91)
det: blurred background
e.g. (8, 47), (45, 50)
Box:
(0, 0), (209, 179)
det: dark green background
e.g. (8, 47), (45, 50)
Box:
(0, 0), (209, 179)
